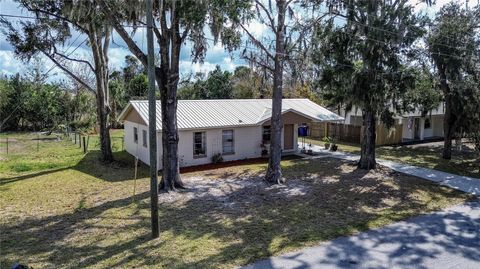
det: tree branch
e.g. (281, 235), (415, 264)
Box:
(53, 48), (95, 72)
(255, 0), (276, 33)
(243, 53), (274, 72)
(240, 23), (275, 60)
(26, 6), (88, 33)
(42, 51), (95, 92)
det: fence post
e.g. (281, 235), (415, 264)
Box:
(79, 135), (81, 148)
(6, 137), (8, 154)
(83, 136), (86, 154)
(74, 133), (77, 144)
(37, 133), (40, 152)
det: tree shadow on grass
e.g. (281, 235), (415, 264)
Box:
(0, 167), (70, 185)
(248, 199), (480, 269)
(1, 157), (477, 268)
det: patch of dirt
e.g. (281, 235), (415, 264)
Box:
(158, 175), (312, 208)
(158, 157), (468, 214)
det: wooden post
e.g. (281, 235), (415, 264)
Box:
(75, 133), (77, 144)
(37, 133), (39, 152)
(146, 0), (159, 239)
(83, 137), (86, 154)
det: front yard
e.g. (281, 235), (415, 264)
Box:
(303, 137), (480, 178)
(0, 132), (473, 268)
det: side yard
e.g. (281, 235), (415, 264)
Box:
(302, 137), (480, 178)
(0, 132), (474, 268)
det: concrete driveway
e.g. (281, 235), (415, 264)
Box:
(242, 199), (480, 269)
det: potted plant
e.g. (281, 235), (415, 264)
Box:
(322, 136), (331, 150)
(329, 137), (338, 152)
(211, 153), (224, 164)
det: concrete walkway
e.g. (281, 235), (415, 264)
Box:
(242, 200), (480, 269)
(303, 144), (480, 196)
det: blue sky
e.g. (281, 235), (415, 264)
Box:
(0, 0), (467, 83)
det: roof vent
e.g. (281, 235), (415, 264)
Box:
(239, 119), (243, 123)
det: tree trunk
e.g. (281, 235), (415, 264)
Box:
(158, 5), (184, 191)
(442, 97), (454, 160)
(265, 0), (287, 184)
(441, 73), (455, 160)
(88, 24), (113, 162)
(358, 110), (376, 170)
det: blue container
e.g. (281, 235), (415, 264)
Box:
(298, 126), (308, 137)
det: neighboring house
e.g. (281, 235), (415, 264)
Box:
(341, 103), (445, 142)
(118, 99), (343, 169)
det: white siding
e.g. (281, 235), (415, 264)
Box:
(124, 121), (150, 166)
(126, 123), (300, 170)
(401, 115), (444, 141)
(177, 126), (263, 167)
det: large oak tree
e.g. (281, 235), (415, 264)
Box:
(312, 0), (425, 169)
(1, 0), (114, 161)
(100, 0), (251, 191)
(427, 3), (480, 159)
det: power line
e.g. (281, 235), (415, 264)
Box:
(0, 11), (476, 69)
(44, 37), (89, 76)
(1, 10), (477, 53)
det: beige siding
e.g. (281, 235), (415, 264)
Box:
(124, 121), (163, 169)
(176, 126), (263, 167)
(123, 107), (147, 125)
(262, 111), (312, 126)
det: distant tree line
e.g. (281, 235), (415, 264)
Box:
(0, 61), (96, 133)
(178, 65), (324, 104)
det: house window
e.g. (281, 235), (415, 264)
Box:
(193, 131), (206, 157)
(133, 127), (138, 143)
(142, 130), (147, 147)
(424, 118), (431, 129)
(222, 130), (234, 154)
(262, 126), (271, 143)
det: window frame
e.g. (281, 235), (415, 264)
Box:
(193, 131), (207, 158)
(262, 126), (271, 143)
(424, 118), (431, 129)
(222, 129), (235, 155)
(133, 127), (138, 144)
(142, 130), (148, 148)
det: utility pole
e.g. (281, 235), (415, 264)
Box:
(146, 0), (159, 239)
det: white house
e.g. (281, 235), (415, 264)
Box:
(118, 99), (343, 169)
(341, 103), (445, 142)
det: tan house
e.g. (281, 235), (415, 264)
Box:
(118, 99), (343, 169)
(342, 103), (445, 143)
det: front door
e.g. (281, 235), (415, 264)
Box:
(284, 124), (294, 150)
(414, 118), (420, 139)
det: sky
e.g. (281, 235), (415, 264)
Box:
(0, 0), (470, 84)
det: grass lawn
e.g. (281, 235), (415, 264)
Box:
(303, 137), (480, 178)
(0, 131), (474, 268)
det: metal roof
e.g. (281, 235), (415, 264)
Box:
(118, 99), (344, 130)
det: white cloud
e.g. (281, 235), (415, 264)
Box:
(108, 48), (131, 71)
(246, 21), (268, 38)
(180, 60), (217, 75)
(0, 50), (22, 76)
(222, 57), (237, 71)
